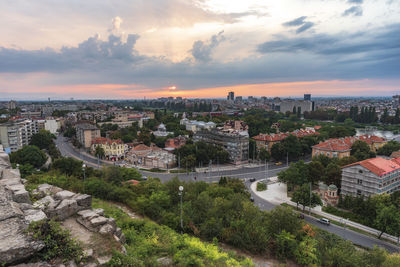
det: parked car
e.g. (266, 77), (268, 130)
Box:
(298, 213), (305, 219)
(275, 162), (283, 166)
(249, 178), (256, 182)
(318, 218), (330, 225)
(142, 176), (148, 181)
(250, 197), (254, 202)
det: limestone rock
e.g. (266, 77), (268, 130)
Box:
(99, 224), (114, 235)
(54, 190), (75, 201)
(93, 208), (104, 216)
(24, 209), (47, 223)
(96, 255), (112, 265)
(157, 256), (173, 266)
(73, 193), (92, 209)
(48, 199), (78, 220)
(33, 195), (55, 209)
(19, 203), (34, 211)
(90, 216), (108, 227)
(115, 227), (122, 238)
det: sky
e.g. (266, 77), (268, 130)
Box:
(0, 0), (400, 100)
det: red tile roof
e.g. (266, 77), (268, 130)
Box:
(344, 157), (400, 176)
(92, 137), (123, 145)
(313, 135), (385, 152)
(253, 128), (318, 142)
(132, 144), (151, 151)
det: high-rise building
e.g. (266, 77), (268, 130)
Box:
(304, 94), (311, 101)
(7, 100), (17, 110)
(75, 123), (101, 148)
(227, 91), (234, 101)
(393, 95), (400, 109)
(0, 120), (39, 152)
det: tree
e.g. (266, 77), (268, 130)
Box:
(308, 161), (324, 184)
(258, 148), (270, 161)
(278, 160), (310, 187)
(323, 162), (342, 187)
(94, 145), (105, 159)
(29, 130), (55, 150)
(271, 143), (285, 161)
(295, 237), (319, 266)
(276, 230), (297, 260)
(377, 141), (400, 156)
(52, 157), (83, 177)
(374, 205), (400, 239)
(10, 145), (48, 168)
(351, 140), (374, 161)
(291, 183), (322, 211)
(181, 155), (196, 171)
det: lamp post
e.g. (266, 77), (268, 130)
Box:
(82, 163), (86, 180)
(179, 186), (184, 234)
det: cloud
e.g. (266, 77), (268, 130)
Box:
(282, 16), (315, 34)
(111, 16), (123, 31)
(283, 16), (308, 27)
(343, 6), (363, 16)
(190, 31), (225, 62)
(347, 0), (363, 3)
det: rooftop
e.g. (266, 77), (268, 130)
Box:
(344, 157), (400, 176)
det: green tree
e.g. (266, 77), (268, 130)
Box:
(351, 140), (374, 161)
(276, 230), (297, 260)
(181, 155), (196, 171)
(94, 145), (105, 159)
(52, 157), (83, 177)
(30, 130), (56, 150)
(374, 205), (400, 239)
(278, 160), (310, 187)
(308, 161), (324, 184)
(295, 237), (319, 266)
(377, 141), (400, 156)
(258, 147), (270, 161)
(10, 145), (48, 168)
(323, 162), (342, 187)
(291, 183), (322, 211)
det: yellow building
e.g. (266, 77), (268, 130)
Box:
(91, 137), (125, 161)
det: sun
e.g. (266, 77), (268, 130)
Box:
(168, 86), (177, 91)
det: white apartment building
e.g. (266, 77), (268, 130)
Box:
(0, 120), (39, 152)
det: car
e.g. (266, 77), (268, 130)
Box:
(249, 178), (256, 182)
(275, 162), (283, 166)
(298, 213), (305, 219)
(142, 176), (148, 181)
(318, 218), (330, 225)
(249, 197), (254, 202)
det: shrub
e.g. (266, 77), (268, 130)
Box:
(256, 182), (267, 191)
(27, 219), (83, 263)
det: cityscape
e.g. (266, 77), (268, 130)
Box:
(1, 1), (400, 267)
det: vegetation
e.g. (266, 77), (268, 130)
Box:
(377, 140), (400, 156)
(174, 141), (230, 169)
(27, 219), (83, 263)
(271, 135), (319, 161)
(29, 130), (61, 159)
(94, 199), (254, 267)
(10, 145), (48, 169)
(256, 182), (267, 191)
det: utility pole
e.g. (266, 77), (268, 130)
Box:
(309, 182), (312, 215)
(286, 152), (289, 167)
(179, 186), (184, 234)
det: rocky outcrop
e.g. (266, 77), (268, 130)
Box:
(0, 158), (45, 265)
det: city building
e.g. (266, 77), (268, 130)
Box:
(227, 91), (234, 101)
(304, 94), (311, 101)
(44, 119), (60, 134)
(91, 137), (125, 161)
(75, 123), (101, 149)
(0, 120), (39, 152)
(277, 99), (314, 114)
(193, 120), (249, 164)
(312, 135), (387, 159)
(180, 118), (216, 133)
(7, 100), (17, 110)
(341, 157), (400, 197)
(253, 128), (319, 152)
(164, 136), (186, 151)
(316, 182), (339, 206)
(393, 95), (400, 109)
(152, 123), (173, 137)
(126, 144), (176, 169)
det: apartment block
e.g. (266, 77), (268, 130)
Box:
(341, 157), (400, 198)
(76, 123), (101, 149)
(0, 120), (39, 152)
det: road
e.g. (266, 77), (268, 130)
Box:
(56, 135), (399, 253)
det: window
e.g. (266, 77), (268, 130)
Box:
(357, 179), (363, 185)
(357, 190), (362, 196)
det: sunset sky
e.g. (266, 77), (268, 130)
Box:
(0, 0), (399, 100)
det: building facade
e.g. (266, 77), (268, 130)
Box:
(341, 157), (400, 198)
(193, 121), (249, 164)
(0, 120), (39, 152)
(312, 135), (387, 159)
(91, 137), (125, 160)
(76, 123), (101, 149)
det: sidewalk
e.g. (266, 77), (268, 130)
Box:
(251, 179), (400, 245)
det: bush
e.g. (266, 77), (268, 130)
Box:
(27, 219), (83, 263)
(256, 182), (267, 191)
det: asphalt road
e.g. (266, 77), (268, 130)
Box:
(55, 135), (399, 253)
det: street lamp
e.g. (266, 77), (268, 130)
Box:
(178, 185), (184, 234)
(82, 163), (86, 180)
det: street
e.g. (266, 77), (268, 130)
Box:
(56, 135), (399, 253)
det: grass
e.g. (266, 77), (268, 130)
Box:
(169, 169), (191, 173)
(139, 168), (167, 173)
